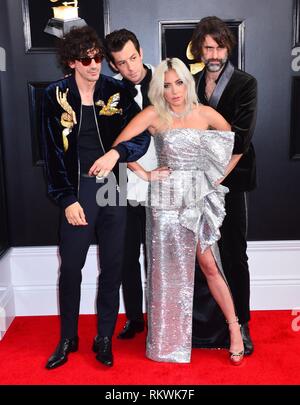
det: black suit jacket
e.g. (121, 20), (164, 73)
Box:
(195, 67), (257, 191)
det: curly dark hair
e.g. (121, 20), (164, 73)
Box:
(190, 16), (236, 61)
(104, 28), (141, 64)
(57, 26), (104, 74)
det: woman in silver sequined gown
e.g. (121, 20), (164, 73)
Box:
(95, 58), (245, 365)
(146, 127), (234, 363)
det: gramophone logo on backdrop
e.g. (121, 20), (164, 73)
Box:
(44, 0), (87, 38)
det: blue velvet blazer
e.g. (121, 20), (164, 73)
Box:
(42, 74), (150, 208)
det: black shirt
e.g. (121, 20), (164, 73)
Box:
(78, 105), (104, 175)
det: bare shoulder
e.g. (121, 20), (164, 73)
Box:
(142, 105), (158, 118)
(134, 105), (158, 126)
(197, 104), (217, 118)
(142, 106), (162, 133)
(196, 104), (230, 130)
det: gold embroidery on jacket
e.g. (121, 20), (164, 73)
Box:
(95, 93), (123, 116)
(56, 87), (77, 152)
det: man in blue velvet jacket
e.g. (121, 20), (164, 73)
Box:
(42, 26), (150, 369)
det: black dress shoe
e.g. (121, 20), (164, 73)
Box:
(241, 323), (254, 356)
(117, 320), (145, 339)
(46, 336), (79, 370)
(94, 336), (113, 367)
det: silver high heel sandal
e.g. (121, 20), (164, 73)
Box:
(226, 317), (244, 366)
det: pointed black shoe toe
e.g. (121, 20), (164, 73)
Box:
(241, 323), (254, 356)
(46, 336), (79, 370)
(94, 336), (113, 367)
(117, 320), (145, 339)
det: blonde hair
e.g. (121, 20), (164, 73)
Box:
(148, 58), (198, 128)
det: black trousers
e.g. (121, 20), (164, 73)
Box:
(218, 191), (250, 325)
(121, 202), (146, 321)
(58, 177), (127, 339)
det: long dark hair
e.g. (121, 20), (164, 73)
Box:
(190, 16), (236, 61)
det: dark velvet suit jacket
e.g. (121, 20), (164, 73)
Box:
(195, 67), (258, 192)
(42, 74), (150, 208)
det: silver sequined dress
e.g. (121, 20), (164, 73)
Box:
(146, 128), (234, 363)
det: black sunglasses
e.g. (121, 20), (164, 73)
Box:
(78, 53), (103, 66)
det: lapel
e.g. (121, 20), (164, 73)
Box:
(196, 61), (235, 108)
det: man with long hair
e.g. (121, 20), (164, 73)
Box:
(190, 16), (257, 355)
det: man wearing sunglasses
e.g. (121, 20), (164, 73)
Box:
(42, 26), (150, 369)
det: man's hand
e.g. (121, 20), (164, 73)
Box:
(88, 149), (120, 178)
(65, 202), (88, 226)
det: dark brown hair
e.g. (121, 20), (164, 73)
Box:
(104, 29), (141, 64)
(57, 26), (104, 74)
(190, 16), (236, 61)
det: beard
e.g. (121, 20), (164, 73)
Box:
(202, 57), (228, 72)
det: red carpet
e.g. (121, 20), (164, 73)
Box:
(0, 310), (299, 385)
